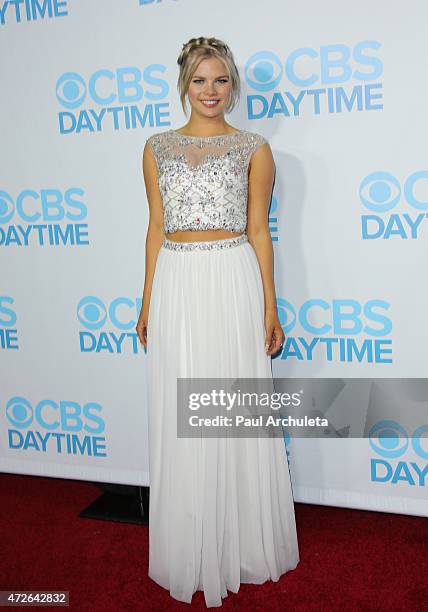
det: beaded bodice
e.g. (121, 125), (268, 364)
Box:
(145, 129), (268, 234)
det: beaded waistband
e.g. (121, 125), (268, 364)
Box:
(163, 233), (248, 252)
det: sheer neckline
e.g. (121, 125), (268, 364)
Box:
(171, 128), (242, 140)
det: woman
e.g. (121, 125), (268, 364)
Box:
(136, 36), (299, 607)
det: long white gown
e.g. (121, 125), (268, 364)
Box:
(144, 129), (300, 607)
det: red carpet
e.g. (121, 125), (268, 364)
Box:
(1, 473), (427, 611)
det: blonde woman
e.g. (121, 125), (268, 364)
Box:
(137, 36), (299, 607)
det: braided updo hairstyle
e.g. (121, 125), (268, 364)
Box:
(177, 36), (241, 116)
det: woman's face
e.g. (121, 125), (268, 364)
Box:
(187, 57), (232, 118)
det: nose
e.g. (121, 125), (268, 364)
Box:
(204, 82), (217, 96)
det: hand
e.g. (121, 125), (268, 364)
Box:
(264, 310), (285, 356)
(136, 307), (149, 351)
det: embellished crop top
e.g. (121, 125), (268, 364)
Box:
(145, 128), (268, 234)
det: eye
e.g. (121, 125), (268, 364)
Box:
(191, 79), (229, 84)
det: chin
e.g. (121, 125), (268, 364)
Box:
(200, 106), (224, 115)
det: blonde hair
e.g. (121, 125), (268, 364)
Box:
(177, 36), (241, 116)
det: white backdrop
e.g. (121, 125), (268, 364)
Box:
(1, 0), (427, 517)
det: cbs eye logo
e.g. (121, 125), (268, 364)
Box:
(77, 296), (108, 330)
(276, 298), (296, 334)
(245, 51), (283, 93)
(77, 296), (139, 331)
(6, 397), (33, 429)
(360, 171), (428, 213)
(369, 419), (428, 460)
(0, 191), (15, 224)
(56, 72), (87, 109)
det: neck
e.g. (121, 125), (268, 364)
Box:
(180, 117), (231, 136)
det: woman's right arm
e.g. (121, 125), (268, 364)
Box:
(136, 140), (165, 350)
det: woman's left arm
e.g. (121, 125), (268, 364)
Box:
(246, 142), (285, 356)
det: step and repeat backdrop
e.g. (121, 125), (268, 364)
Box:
(1, 1), (427, 517)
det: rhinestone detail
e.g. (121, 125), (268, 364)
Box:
(145, 129), (268, 235)
(163, 233), (248, 252)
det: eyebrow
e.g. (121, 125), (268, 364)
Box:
(192, 75), (230, 79)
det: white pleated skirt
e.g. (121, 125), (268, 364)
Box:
(145, 233), (299, 607)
